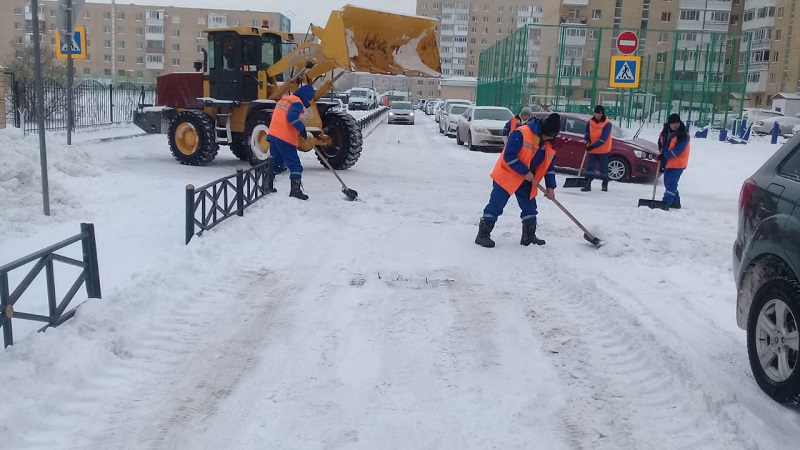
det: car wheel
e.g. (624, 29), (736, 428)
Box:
(607, 156), (630, 182)
(468, 132), (477, 151)
(456, 130), (464, 145)
(747, 276), (800, 406)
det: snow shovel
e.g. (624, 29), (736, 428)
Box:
(314, 149), (359, 201)
(537, 183), (603, 247)
(562, 151), (589, 188)
(637, 159), (668, 210)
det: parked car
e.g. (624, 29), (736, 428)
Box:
(441, 103), (470, 136)
(387, 101), (415, 125)
(733, 132), (800, 406)
(752, 116), (800, 136)
(742, 108), (784, 124)
(437, 99), (473, 128)
(316, 98), (345, 111)
(455, 106), (514, 151)
(425, 100), (441, 115)
(530, 112), (659, 181)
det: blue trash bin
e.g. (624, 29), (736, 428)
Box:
(719, 129), (728, 141)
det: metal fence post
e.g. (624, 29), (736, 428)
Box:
(267, 159), (277, 193)
(0, 272), (13, 347)
(185, 184), (195, 245)
(80, 223), (102, 299)
(109, 84), (114, 123)
(236, 169), (245, 217)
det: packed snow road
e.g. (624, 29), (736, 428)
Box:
(0, 114), (798, 449)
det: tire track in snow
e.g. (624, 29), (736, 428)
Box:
(520, 260), (752, 450)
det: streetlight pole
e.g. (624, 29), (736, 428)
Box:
(31, 0), (51, 215)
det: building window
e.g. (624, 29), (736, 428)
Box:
(137, 56), (144, 64)
(592, 10), (601, 19)
(116, 12), (125, 20)
(104, 69), (111, 76)
(103, 40), (111, 48)
(136, 41), (144, 49)
(117, 40), (125, 49)
(103, 12), (111, 20)
(661, 12), (671, 22)
(171, 43), (180, 51)
(172, 58), (181, 66)
(770, 73), (775, 84)
(136, 13), (144, 21)
(172, 14), (181, 24)
(198, 17), (206, 25)
(679, 10), (700, 21)
(83, 68), (91, 75)
(776, 29), (782, 40)
(172, 30), (180, 37)
(117, 55), (125, 63)
(104, 54), (112, 62)
(103, 26), (111, 33)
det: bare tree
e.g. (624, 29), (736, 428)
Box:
(2, 42), (67, 86)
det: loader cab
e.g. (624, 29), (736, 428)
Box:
(207, 31), (265, 102)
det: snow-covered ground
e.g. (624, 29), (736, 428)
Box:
(1, 113), (799, 449)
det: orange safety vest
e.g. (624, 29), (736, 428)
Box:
(509, 116), (522, 133)
(665, 134), (690, 169)
(588, 117), (612, 154)
(490, 126), (555, 199)
(268, 94), (304, 146)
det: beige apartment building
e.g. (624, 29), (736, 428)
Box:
(414, 0), (794, 108)
(1, 1), (289, 84)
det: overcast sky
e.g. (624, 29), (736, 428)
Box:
(88, 0), (418, 33)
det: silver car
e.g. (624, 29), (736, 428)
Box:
(455, 106), (514, 151)
(388, 101), (415, 125)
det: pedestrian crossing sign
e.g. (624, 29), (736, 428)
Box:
(609, 55), (641, 88)
(55, 26), (87, 60)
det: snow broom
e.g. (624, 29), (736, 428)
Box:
(314, 148), (358, 201)
(537, 183), (603, 247)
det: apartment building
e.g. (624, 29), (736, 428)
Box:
(1, 1), (289, 84)
(415, 0), (789, 108)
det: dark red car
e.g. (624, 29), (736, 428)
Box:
(531, 112), (660, 181)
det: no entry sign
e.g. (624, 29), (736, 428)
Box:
(616, 31), (639, 55)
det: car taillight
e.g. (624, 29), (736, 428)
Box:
(738, 178), (757, 218)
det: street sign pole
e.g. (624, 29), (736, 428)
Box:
(65, 0), (74, 145)
(31, 0), (51, 215)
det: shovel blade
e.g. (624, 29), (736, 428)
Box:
(583, 233), (603, 247)
(563, 177), (589, 188)
(342, 187), (358, 201)
(637, 199), (669, 210)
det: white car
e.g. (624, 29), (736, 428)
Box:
(441, 103), (471, 136)
(751, 116), (800, 135)
(438, 99), (473, 132)
(455, 106), (514, 151)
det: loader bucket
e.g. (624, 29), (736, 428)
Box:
(312, 5), (442, 78)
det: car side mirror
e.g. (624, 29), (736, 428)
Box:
(468, 117), (471, 122)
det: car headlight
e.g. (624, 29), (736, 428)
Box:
(389, 112), (395, 115)
(474, 127), (489, 134)
(633, 150), (655, 160)
(409, 112), (414, 116)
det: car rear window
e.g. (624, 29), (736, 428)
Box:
(778, 147), (800, 182)
(449, 105), (468, 115)
(474, 109), (513, 121)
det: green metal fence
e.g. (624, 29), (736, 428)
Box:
(478, 24), (752, 129)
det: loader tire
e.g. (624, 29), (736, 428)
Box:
(317, 110), (363, 170)
(229, 133), (250, 161)
(168, 110), (219, 166)
(243, 111), (273, 166)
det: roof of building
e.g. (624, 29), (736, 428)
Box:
(440, 76), (477, 87)
(772, 92), (800, 100)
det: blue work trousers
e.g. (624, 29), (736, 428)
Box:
(661, 168), (685, 206)
(585, 153), (609, 182)
(268, 136), (303, 179)
(482, 181), (539, 223)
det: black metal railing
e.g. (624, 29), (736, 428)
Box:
(0, 223), (102, 348)
(356, 106), (389, 131)
(185, 160), (276, 244)
(7, 78), (156, 134)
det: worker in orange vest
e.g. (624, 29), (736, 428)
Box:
(475, 113), (561, 248)
(267, 84), (316, 200)
(657, 113), (691, 209)
(503, 106), (532, 137)
(582, 105), (613, 192)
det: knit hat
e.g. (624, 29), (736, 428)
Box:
(520, 106), (532, 117)
(668, 113), (682, 124)
(541, 113), (561, 137)
(594, 105), (605, 114)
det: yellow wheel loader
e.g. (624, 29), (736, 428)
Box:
(133, 5), (441, 169)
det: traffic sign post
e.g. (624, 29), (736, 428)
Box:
(55, 26), (86, 59)
(609, 55), (641, 88)
(616, 31), (639, 55)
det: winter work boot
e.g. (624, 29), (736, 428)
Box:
(289, 177), (309, 200)
(520, 221), (546, 246)
(580, 182), (592, 192)
(601, 180), (608, 192)
(475, 219), (496, 248)
(671, 200), (681, 209)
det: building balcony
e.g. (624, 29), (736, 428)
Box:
(562, 0), (589, 5)
(560, 16), (587, 25)
(145, 32), (165, 41)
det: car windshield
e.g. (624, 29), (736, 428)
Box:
(391, 102), (412, 109)
(474, 108), (513, 120)
(351, 90), (367, 97)
(449, 105), (469, 115)
(611, 124), (629, 139)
